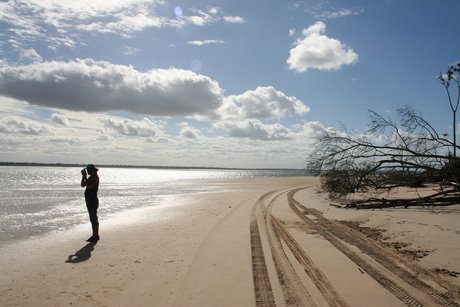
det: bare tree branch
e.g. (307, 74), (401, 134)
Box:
(305, 105), (460, 206)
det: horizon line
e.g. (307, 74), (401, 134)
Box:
(0, 161), (305, 171)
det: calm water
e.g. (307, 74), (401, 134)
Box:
(0, 166), (308, 244)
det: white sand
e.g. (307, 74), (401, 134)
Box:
(1, 177), (459, 306)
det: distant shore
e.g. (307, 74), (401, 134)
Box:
(0, 161), (305, 171)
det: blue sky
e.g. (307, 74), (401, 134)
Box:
(0, 0), (459, 168)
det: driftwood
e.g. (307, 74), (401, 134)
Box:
(341, 189), (460, 210)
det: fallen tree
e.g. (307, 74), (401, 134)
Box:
(336, 189), (460, 210)
(305, 105), (460, 209)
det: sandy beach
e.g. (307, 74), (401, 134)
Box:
(1, 177), (459, 306)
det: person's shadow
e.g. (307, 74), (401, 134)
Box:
(65, 242), (97, 263)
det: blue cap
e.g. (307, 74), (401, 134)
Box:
(86, 164), (97, 170)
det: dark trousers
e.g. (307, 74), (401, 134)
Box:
(85, 197), (99, 227)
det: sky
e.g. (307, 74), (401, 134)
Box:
(0, 0), (459, 169)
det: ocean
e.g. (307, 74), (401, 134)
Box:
(0, 166), (308, 245)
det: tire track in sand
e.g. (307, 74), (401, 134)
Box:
(250, 191), (277, 307)
(287, 187), (460, 307)
(262, 191), (318, 307)
(251, 187), (348, 307)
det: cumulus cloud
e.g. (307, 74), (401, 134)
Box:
(218, 86), (310, 120)
(0, 59), (224, 118)
(51, 113), (69, 126)
(0, 116), (56, 135)
(0, 59), (310, 122)
(295, 121), (336, 139)
(214, 119), (292, 141)
(287, 21), (358, 72)
(97, 116), (159, 137)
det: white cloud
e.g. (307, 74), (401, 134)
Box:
(303, 21), (326, 36)
(218, 86), (310, 120)
(0, 112), (321, 168)
(96, 134), (115, 142)
(19, 48), (43, 63)
(97, 116), (160, 137)
(0, 134), (24, 145)
(0, 116), (56, 135)
(214, 119), (292, 140)
(180, 126), (201, 139)
(223, 16), (245, 24)
(187, 40), (225, 46)
(49, 136), (81, 143)
(322, 8), (364, 19)
(0, 96), (36, 117)
(295, 120), (336, 139)
(51, 113), (69, 126)
(185, 7), (245, 26)
(122, 46), (142, 55)
(287, 21), (358, 72)
(75, 13), (175, 38)
(1, 1), (244, 50)
(288, 2), (303, 10)
(156, 137), (171, 143)
(305, 3), (364, 20)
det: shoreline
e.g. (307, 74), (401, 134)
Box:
(0, 167), (311, 249)
(1, 177), (459, 306)
(0, 162), (307, 172)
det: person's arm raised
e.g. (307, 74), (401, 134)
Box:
(81, 169), (87, 187)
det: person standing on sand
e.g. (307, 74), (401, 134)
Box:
(81, 164), (100, 242)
